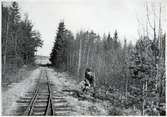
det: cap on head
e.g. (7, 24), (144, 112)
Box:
(86, 68), (91, 72)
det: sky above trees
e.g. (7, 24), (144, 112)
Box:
(18, 0), (167, 56)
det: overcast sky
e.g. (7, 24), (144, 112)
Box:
(18, 0), (167, 56)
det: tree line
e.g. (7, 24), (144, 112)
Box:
(50, 4), (165, 115)
(2, 2), (43, 83)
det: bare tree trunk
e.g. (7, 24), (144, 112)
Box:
(70, 53), (72, 71)
(69, 52), (71, 72)
(145, 80), (148, 96)
(125, 73), (128, 102)
(3, 17), (9, 82)
(146, 1), (156, 41)
(71, 51), (75, 72)
(15, 34), (17, 55)
(155, 64), (158, 90)
(77, 39), (82, 77)
(26, 55), (28, 65)
(142, 83), (145, 115)
(15, 34), (18, 68)
(86, 44), (91, 66)
(72, 52), (75, 73)
(146, 2), (159, 91)
(158, 4), (162, 55)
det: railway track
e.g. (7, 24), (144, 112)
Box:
(16, 68), (72, 116)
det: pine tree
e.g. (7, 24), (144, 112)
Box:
(50, 22), (66, 69)
(2, 1), (43, 83)
(113, 30), (120, 50)
(10, 2), (21, 57)
(63, 30), (74, 71)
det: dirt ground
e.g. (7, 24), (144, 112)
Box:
(2, 66), (141, 116)
(2, 68), (41, 115)
(2, 67), (109, 116)
(47, 68), (109, 115)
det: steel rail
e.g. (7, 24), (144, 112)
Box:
(23, 69), (43, 116)
(23, 69), (55, 116)
(45, 70), (55, 115)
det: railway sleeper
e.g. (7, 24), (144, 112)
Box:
(53, 99), (67, 103)
(32, 113), (44, 116)
(53, 94), (66, 97)
(36, 97), (49, 100)
(34, 105), (48, 108)
(32, 111), (45, 115)
(54, 105), (71, 108)
(32, 108), (46, 113)
(53, 103), (69, 107)
(33, 110), (45, 115)
(16, 103), (29, 108)
(54, 108), (73, 112)
(34, 104), (48, 107)
(53, 97), (66, 100)
(20, 97), (32, 100)
(54, 111), (71, 116)
(24, 94), (48, 97)
(36, 100), (48, 103)
(16, 100), (30, 103)
(25, 93), (49, 96)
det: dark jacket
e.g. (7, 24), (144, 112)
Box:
(85, 71), (94, 84)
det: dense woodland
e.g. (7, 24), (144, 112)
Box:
(50, 4), (166, 116)
(2, 2), (43, 83)
(1, 1), (166, 116)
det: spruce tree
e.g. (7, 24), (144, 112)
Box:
(50, 22), (66, 68)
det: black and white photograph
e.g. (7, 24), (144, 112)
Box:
(1, 0), (166, 116)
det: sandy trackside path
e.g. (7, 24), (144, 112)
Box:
(2, 67), (42, 116)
